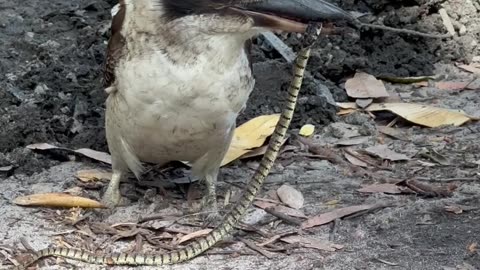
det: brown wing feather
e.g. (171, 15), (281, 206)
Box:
(103, 1), (126, 88)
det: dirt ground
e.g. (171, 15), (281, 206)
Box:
(1, 0), (479, 269)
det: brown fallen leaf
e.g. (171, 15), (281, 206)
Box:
(302, 204), (377, 229)
(356, 98), (373, 108)
(277, 184), (304, 209)
(240, 136), (288, 160)
(63, 187), (84, 196)
(400, 179), (456, 197)
(255, 202), (307, 219)
(336, 102), (478, 127)
(444, 205), (463, 214)
(435, 81), (472, 90)
(253, 200), (278, 209)
(357, 184), (403, 194)
(344, 152), (368, 167)
(377, 126), (410, 141)
(222, 114), (280, 166)
(444, 204), (479, 214)
(76, 169), (113, 183)
(345, 72), (389, 98)
(280, 235), (344, 252)
(458, 63), (480, 75)
(26, 143), (112, 164)
(74, 149), (112, 164)
(13, 193), (105, 208)
(177, 229), (212, 244)
(335, 136), (370, 146)
(365, 145), (410, 161)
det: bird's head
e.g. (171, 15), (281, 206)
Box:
(158, 0), (352, 35)
(116, 0), (351, 38)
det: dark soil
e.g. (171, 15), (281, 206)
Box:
(0, 1), (479, 270)
(1, 0), (478, 175)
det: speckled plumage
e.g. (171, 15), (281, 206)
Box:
(102, 0), (259, 210)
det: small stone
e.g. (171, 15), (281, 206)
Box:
(277, 184), (304, 209)
(459, 25), (467, 36)
(34, 83), (49, 95)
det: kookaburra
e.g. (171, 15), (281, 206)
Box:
(102, 0), (350, 219)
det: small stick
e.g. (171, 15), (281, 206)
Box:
(238, 238), (275, 259)
(264, 207), (303, 226)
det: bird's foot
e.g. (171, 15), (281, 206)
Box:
(101, 187), (122, 208)
(199, 195), (222, 227)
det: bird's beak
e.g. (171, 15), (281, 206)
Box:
(234, 0), (353, 33)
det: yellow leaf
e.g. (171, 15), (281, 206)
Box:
(76, 169), (112, 183)
(336, 102), (478, 128)
(299, 124), (315, 137)
(13, 193), (105, 209)
(367, 103), (476, 127)
(221, 114), (280, 166)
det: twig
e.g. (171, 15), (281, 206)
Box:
(329, 219), (339, 242)
(360, 23), (452, 39)
(264, 207), (303, 226)
(343, 203), (394, 220)
(416, 177), (479, 183)
(238, 238), (275, 259)
(258, 230), (298, 247)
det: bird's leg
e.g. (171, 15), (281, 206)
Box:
(198, 169), (222, 224)
(102, 170), (124, 208)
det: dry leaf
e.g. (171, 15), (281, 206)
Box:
(254, 201), (306, 218)
(367, 103), (477, 127)
(177, 229), (212, 244)
(277, 184), (304, 209)
(344, 152), (368, 167)
(76, 169), (113, 183)
(26, 143), (112, 164)
(435, 81), (472, 90)
(356, 98), (373, 108)
(253, 200), (278, 209)
(74, 149), (112, 164)
(13, 193), (105, 208)
(335, 136), (370, 146)
(445, 205), (463, 214)
(337, 108), (357, 115)
(63, 187), (84, 196)
(336, 102), (477, 127)
(458, 63), (480, 75)
(239, 136), (288, 160)
(299, 124), (315, 137)
(358, 184), (403, 194)
(302, 204), (376, 229)
(26, 143), (61, 150)
(377, 126), (410, 141)
(281, 236), (344, 252)
(222, 114), (280, 166)
(365, 145), (410, 161)
(271, 205), (307, 218)
(345, 72), (389, 98)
